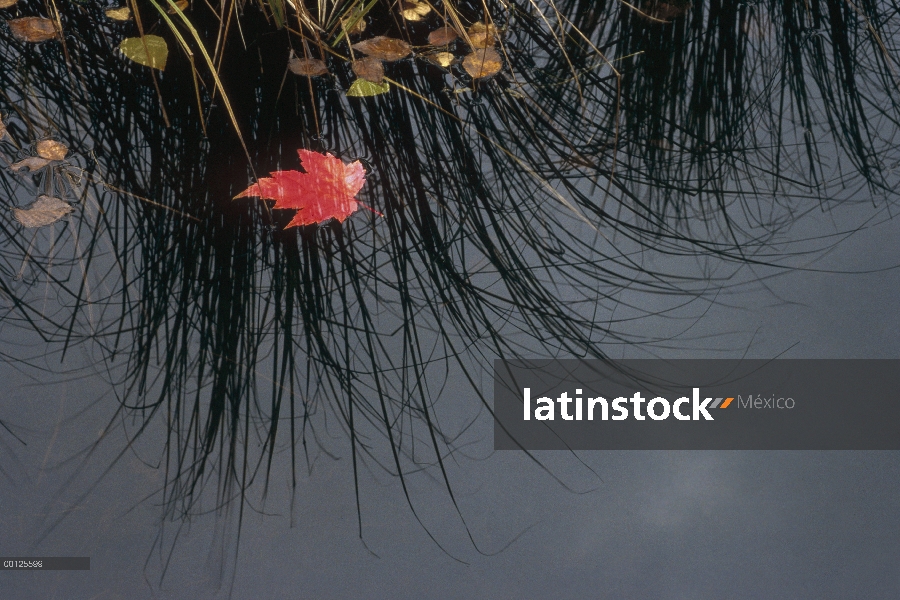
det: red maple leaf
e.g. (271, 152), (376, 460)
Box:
(235, 149), (367, 228)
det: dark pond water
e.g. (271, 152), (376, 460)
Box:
(2, 0), (900, 597)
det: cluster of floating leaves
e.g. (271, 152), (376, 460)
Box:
(4, 136), (75, 228)
(289, 7), (504, 97)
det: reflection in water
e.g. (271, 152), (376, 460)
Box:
(1, 0), (899, 588)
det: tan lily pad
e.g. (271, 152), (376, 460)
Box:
(401, 1), (431, 21)
(467, 22), (497, 48)
(8, 17), (58, 43)
(105, 6), (132, 20)
(288, 57), (329, 77)
(13, 195), (74, 228)
(119, 35), (168, 70)
(423, 51), (455, 68)
(0, 0), (20, 9)
(351, 36), (411, 62)
(10, 156), (50, 171)
(352, 57), (384, 84)
(462, 48), (502, 78)
(428, 26), (458, 46)
(347, 78), (390, 97)
(36, 139), (68, 161)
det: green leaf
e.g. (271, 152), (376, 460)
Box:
(346, 78), (390, 97)
(119, 35), (169, 71)
(267, 0), (285, 29)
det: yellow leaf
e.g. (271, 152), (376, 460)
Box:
(462, 48), (502, 79)
(105, 7), (132, 21)
(119, 35), (169, 71)
(36, 139), (68, 161)
(401, 1), (431, 21)
(346, 78), (390, 97)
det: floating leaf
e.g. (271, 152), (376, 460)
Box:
(639, 1), (691, 21)
(351, 36), (411, 61)
(13, 195), (74, 228)
(346, 78), (390, 97)
(0, 0), (19, 9)
(467, 22), (497, 48)
(352, 57), (384, 84)
(36, 139), (68, 161)
(167, 0), (189, 13)
(288, 57), (328, 77)
(105, 6), (131, 20)
(0, 116), (6, 140)
(428, 26), (457, 46)
(119, 35), (168, 71)
(462, 48), (502, 78)
(8, 17), (58, 42)
(10, 157), (50, 171)
(235, 149), (367, 228)
(401, 1), (431, 21)
(423, 51), (455, 68)
(340, 9), (367, 35)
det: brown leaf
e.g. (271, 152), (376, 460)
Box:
(10, 157), (50, 171)
(13, 195), (74, 228)
(462, 48), (502, 79)
(352, 36), (411, 62)
(288, 57), (329, 77)
(401, 1), (431, 21)
(423, 51), (456, 68)
(428, 26), (457, 46)
(8, 17), (58, 43)
(340, 11), (367, 35)
(36, 139), (68, 161)
(0, 0), (20, 9)
(352, 57), (384, 84)
(0, 116), (6, 140)
(167, 0), (188, 14)
(466, 22), (497, 48)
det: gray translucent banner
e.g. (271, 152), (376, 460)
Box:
(493, 360), (900, 450)
(0, 557), (90, 570)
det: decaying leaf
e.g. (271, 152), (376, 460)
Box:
(352, 57), (384, 84)
(8, 17), (58, 43)
(10, 157), (50, 171)
(235, 149), (367, 228)
(36, 139), (68, 161)
(462, 48), (502, 78)
(346, 78), (390, 97)
(0, 116), (6, 140)
(105, 6), (131, 20)
(119, 35), (168, 71)
(340, 10), (367, 35)
(167, 0), (188, 14)
(13, 195), (74, 228)
(288, 57), (329, 77)
(401, 1), (431, 21)
(467, 22), (497, 48)
(428, 26), (458, 46)
(423, 51), (455, 68)
(351, 36), (411, 62)
(0, 0), (20, 9)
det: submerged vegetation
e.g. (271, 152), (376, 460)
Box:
(2, 0), (900, 579)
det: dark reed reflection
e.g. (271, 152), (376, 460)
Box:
(1, 0), (898, 575)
